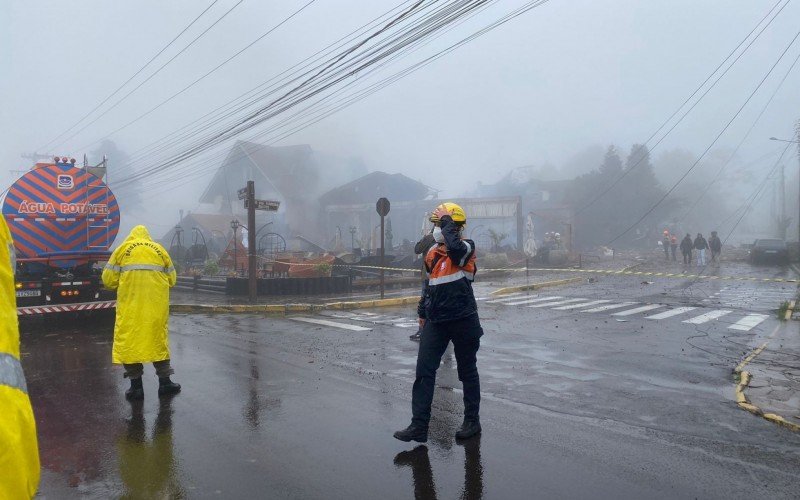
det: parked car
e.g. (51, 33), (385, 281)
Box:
(749, 239), (788, 264)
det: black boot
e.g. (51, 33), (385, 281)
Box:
(409, 329), (421, 341)
(393, 424), (428, 443)
(455, 418), (481, 440)
(158, 377), (181, 397)
(125, 377), (144, 400)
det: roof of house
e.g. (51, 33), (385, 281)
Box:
(199, 141), (318, 204)
(319, 171), (435, 206)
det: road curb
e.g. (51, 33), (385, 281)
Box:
(734, 342), (800, 433)
(170, 296), (419, 315)
(489, 263), (639, 296)
(785, 299), (796, 321)
(490, 277), (583, 296)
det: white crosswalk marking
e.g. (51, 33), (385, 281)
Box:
(324, 312), (418, 328)
(611, 304), (664, 317)
(683, 309), (732, 324)
(486, 294), (534, 304)
(552, 299), (611, 311)
(505, 296), (564, 306)
(478, 292), (524, 302)
(291, 317), (372, 331)
(528, 298), (591, 308)
(581, 302), (638, 313)
(728, 314), (770, 331)
(645, 307), (697, 320)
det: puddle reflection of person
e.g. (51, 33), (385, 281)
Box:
(118, 398), (184, 498)
(393, 436), (484, 500)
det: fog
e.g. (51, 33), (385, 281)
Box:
(2, 0), (799, 248)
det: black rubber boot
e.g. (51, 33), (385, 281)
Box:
(125, 377), (144, 400)
(409, 329), (421, 341)
(393, 424), (428, 443)
(158, 377), (181, 397)
(455, 419), (481, 440)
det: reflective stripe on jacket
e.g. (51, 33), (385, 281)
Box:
(417, 216), (478, 323)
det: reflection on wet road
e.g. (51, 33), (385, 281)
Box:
(120, 398), (183, 498)
(394, 438), (483, 500)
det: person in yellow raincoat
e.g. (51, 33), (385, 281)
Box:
(102, 225), (181, 400)
(0, 216), (40, 498)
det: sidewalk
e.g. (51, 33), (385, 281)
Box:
(745, 319), (800, 428)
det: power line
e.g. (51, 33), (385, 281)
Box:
(77, 0), (424, 167)
(677, 46), (800, 223)
(120, 0), (551, 195)
(116, 0), (494, 185)
(720, 143), (792, 242)
(70, 0), (321, 157)
(607, 27), (800, 245)
(576, 0), (790, 217)
(38, 0), (222, 152)
(52, 0), (246, 152)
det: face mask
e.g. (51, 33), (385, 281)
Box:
(433, 226), (445, 243)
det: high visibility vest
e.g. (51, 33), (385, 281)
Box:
(425, 243), (476, 286)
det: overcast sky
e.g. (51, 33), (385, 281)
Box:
(2, 0), (799, 234)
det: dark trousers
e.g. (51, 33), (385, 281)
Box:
(682, 251), (692, 264)
(123, 360), (174, 379)
(412, 314), (483, 428)
(670, 245), (677, 261)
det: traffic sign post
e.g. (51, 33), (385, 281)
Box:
(376, 198), (390, 299)
(239, 184), (280, 302)
(246, 181), (257, 303)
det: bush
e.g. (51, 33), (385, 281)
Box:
(314, 262), (332, 277)
(203, 259), (220, 276)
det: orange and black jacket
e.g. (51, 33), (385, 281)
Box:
(417, 216), (478, 323)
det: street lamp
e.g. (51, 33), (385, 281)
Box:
(769, 137), (800, 245)
(349, 226), (357, 250)
(231, 220), (240, 275)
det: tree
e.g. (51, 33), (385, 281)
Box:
(487, 228), (508, 252)
(567, 144), (671, 249)
(599, 145), (623, 177)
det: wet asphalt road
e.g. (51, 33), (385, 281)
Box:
(21, 262), (800, 498)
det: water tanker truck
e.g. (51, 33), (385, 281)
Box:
(2, 156), (121, 316)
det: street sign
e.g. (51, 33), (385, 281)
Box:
(237, 187), (248, 200)
(376, 197), (390, 217)
(245, 199), (280, 211)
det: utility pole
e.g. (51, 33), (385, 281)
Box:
(770, 128), (800, 246)
(247, 180), (257, 303)
(780, 163), (787, 240)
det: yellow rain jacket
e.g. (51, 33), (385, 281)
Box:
(102, 225), (177, 364)
(0, 217), (40, 498)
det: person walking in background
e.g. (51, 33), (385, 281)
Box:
(694, 233), (709, 267)
(102, 225), (182, 400)
(680, 234), (693, 264)
(662, 230), (671, 260)
(709, 231), (722, 263)
(670, 234), (678, 262)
